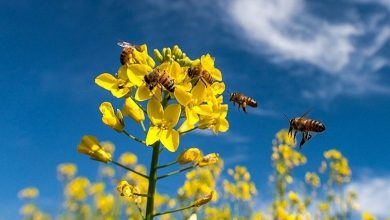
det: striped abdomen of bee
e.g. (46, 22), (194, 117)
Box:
(229, 92), (257, 113)
(290, 117), (325, 133)
(120, 47), (132, 65)
(187, 67), (215, 85)
(144, 70), (175, 93)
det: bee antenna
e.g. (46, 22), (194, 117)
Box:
(282, 113), (290, 123)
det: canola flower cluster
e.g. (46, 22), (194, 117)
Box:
(17, 43), (386, 220)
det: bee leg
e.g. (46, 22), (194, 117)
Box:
(294, 131), (297, 139)
(200, 78), (208, 87)
(242, 102), (247, 113)
(299, 135), (305, 149)
(288, 127), (292, 136)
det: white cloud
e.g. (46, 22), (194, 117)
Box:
(226, 0), (360, 73)
(347, 176), (390, 218)
(225, 0), (390, 100)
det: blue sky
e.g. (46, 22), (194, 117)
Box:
(1, 0), (390, 218)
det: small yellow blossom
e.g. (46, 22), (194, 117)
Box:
(18, 187), (39, 199)
(95, 67), (133, 98)
(123, 97), (145, 123)
(288, 191), (300, 204)
(145, 99), (181, 152)
(19, 203), (36, 215)
(197, 153), (219, 167)
(324, 149), (342, 160)
(362, 211), (376, 220)
(95, 193), (114, 215)
(305, 172), (320, 188)
(119, 152), (138, 166)
(116, 180), (142, 203)
(57, 163), (77, 180)
(193, 191), (214, 207)
(101, 141), (115, 154)
(89, 182), (105, 195)
(77, 135), (112, 163)
(65, 177), (90, 201)
(99, 102), (125, 132)
(177, 148), (202, 164)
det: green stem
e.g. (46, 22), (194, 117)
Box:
(179, 126), (198, 135)
(122, 130), (145, 144)
(157, 165), (195, 180)
(145, 142), (161, 220)
(157, 160), (178, 169)
(153, 204), (195, 217)
(136, 203), (145, 220)
(111, 161), (149, 179)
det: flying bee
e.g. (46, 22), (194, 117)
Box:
(144, 69), (175, 93)
(229, 92), (258, 113)
(117, 41), (142, 65)
(187, 67), (215, 86)
(286, 111), (325, 148)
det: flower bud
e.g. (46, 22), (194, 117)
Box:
(77, 135), (112, 163)
(193, 191), (213, 207)
(197, 153), (219, 167)
(177, 148), (202, 165)
(123, 98), (145, 123)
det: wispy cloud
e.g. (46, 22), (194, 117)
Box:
(347, 176), (390, 218)
(193, 129), (252, 144)
(250, 108), (280, 118)
(224, 0), (390, 100)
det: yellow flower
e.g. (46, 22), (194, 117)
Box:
(145, 98), (181, 152)
(177, 148), (202, 164)
(197, 153), (219, 167)
(288, 191), (300, 204)
(324, 149), (342, 159)
(57, 163), (77, 180)
(99, 102), (125, 132)
(77, 135), (112, 163)
(362, 211), (376, 220)
(198, 96), (229, 134)
(123, 97), (145, 123)
(193, 191), (214, 207)
(65, 177), (90, 201)
(89, 182), (105, 195)
(305, 172), (320, 188)
(19, 203), (36, 216)
(18, 187), (39, 199)
(95, 194), (114, 215)
(101, 141), (115, 154)
(117, 180), (142, 203)
(95, 66), (133, 98)
(119, 152), (138, 166)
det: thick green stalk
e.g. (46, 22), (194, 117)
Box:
(145, 142), (160, 220)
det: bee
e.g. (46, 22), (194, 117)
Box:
(287, 111), (326, 148)
(229, 92), (258, 113)
(187, 67), (215, 86)
(144, 69), (175, 93)
(117, 41), (142, 65)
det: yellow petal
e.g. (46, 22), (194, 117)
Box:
(147, 98), (164, 125)
(111, 87), (131, 98)
(186, 107), (199, 125)
(164, 104), (181, 127)
(145, 126), (161, 146)
(211, 68), (222, 81)
(192, 82), (206, 104)
(217, 118), (229, 133)
(135, 85), (153, 101)
(123, 97), (145, 123)
(117, 65), (129, 80)
(211, 82), (225, 95)
(160, 129), (179, 152)
(174, 86), (192, 106)
(178, 119), (195, 133)
(127, 64), (152, 86)
(201, 54), (214, 70)
(95, 73), (117, 91)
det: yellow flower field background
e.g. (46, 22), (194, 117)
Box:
(18, 44), (383, 220)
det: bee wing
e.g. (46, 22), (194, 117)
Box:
(117, 41), (133, 48)
(299, 108), (313, 118)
